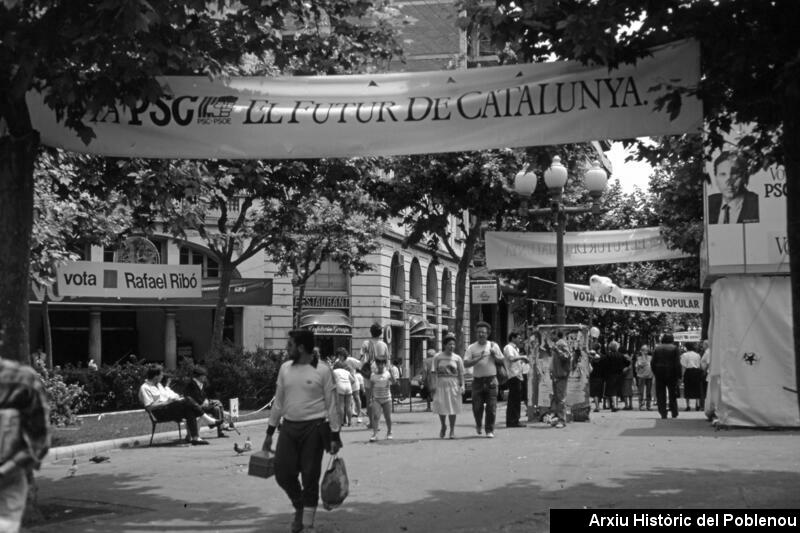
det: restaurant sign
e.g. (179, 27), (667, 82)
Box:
(296, 295), (351, 309)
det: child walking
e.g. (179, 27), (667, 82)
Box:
(369, 356), (395, 441)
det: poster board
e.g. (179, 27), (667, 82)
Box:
(702, 124), (788, 283)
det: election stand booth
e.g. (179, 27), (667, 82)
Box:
(702, 126), (799, 427)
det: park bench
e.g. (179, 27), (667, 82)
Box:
(144, 406), (184, 446)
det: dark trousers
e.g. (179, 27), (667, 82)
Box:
(506, 377), (522, 426)
(274, 418), (326, 509)
(151, 399), (202, 438)
(654, 376), (679, 418)
(521, 374), (529, 406)
(472, 376), (498, 433)
(551, 376), (568, 423)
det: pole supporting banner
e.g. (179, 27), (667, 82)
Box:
(28, 41), (701, 159)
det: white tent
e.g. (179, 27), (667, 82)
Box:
(708, 276), (799, 427)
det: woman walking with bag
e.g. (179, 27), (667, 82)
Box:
(431, 334), (465, 439)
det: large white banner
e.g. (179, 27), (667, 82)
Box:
(28, 41), (701, 159)
(564, 283), (703, 314)
(57, 262), (202, 298)
(703, 124), (788, 281)
(485, 227), (690, 270)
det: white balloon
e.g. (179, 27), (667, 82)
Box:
(589, 326), (601, 338)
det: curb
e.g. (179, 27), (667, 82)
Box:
(48, 417), (269, 461)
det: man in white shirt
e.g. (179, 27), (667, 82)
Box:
(503, 332), (529, 428)
(463, 321), (504, 438)
(263, 329), (341, 533)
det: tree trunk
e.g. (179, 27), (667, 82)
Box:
(783, 73), (800, 415)
(209, 264), (234, 357)
(0, 130), (38, 364)
(294, 281), (306, 329)
(453, 217), (481, 355)
(43, 295), (52, 369)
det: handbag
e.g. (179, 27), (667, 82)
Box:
(247, 450), (275, 479)
(320, 454), (349, 510)
(491, 342), (509, 386)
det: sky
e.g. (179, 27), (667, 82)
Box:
(605, 141), (653, 194)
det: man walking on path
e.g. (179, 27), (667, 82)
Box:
(503, 333), (529, 427)
(651, 333), (682, 419)
(0, 357), (51, 533)
(464, 321), (504, 438)
(263, 330), (342, 533)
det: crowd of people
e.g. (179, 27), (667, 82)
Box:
(588, 335), (710, 418)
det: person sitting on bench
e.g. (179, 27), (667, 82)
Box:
(182, 366), (229, 438)
(138, 364), (219, 446)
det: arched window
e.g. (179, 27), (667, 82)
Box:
(409, 258), (422, 302)
(441, 268), (453, 314)
(390, 253), (405, 299)
(426, 264), (438, 305)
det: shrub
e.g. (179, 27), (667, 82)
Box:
(33, 362), (88, 427)
(203, 343), (283, 409)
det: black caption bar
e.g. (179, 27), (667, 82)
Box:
(550, 509), (800, 532)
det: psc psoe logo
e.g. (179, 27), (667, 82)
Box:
(91, 95), (238, 127)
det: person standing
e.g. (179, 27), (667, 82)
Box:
(422, 349), (436, 412)
(651, 333), (682, 419)
(602, 340), (627, 412)
(635, 346), (654, 411)
(588, 343), (605, 412)
(503, 332), (529, 428)
(431, 334), (465, 439)
(620, 347), (634, 410)
(369, 356), (395, 442)
(550, 331), (571, 428)
(263, 330), (341, 533)
(463, 321), (504, 438)
(360, 323), (389, 430)
(332, 361), (355, 427)
(680, 343), (704, 411)
(0, 357), (51, 533)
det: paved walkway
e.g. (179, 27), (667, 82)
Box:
(27, 405), (800, 533)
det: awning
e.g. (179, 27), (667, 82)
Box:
(300, 309), (352, 336)
(409, 316), (435, 339)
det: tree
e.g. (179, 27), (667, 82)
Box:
(376, 150), (521, 353)
(30, 150), (131, 368)
(462, 0), (800, 410)
(0, 0), (401, 365)
(265, 169), (387, 327)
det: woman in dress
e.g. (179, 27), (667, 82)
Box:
(431, 334), (465, 439)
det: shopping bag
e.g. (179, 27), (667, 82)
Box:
(320, 455), (349, 510)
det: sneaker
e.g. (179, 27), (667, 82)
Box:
(386, 433), (393, 440)
(555, 422), (565, 429)
(369, 434), (377, 442)
(356, 418), (362, 425)
(486, 432), (495, 438)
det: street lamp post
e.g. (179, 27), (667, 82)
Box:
(515, 156), (608, 325)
